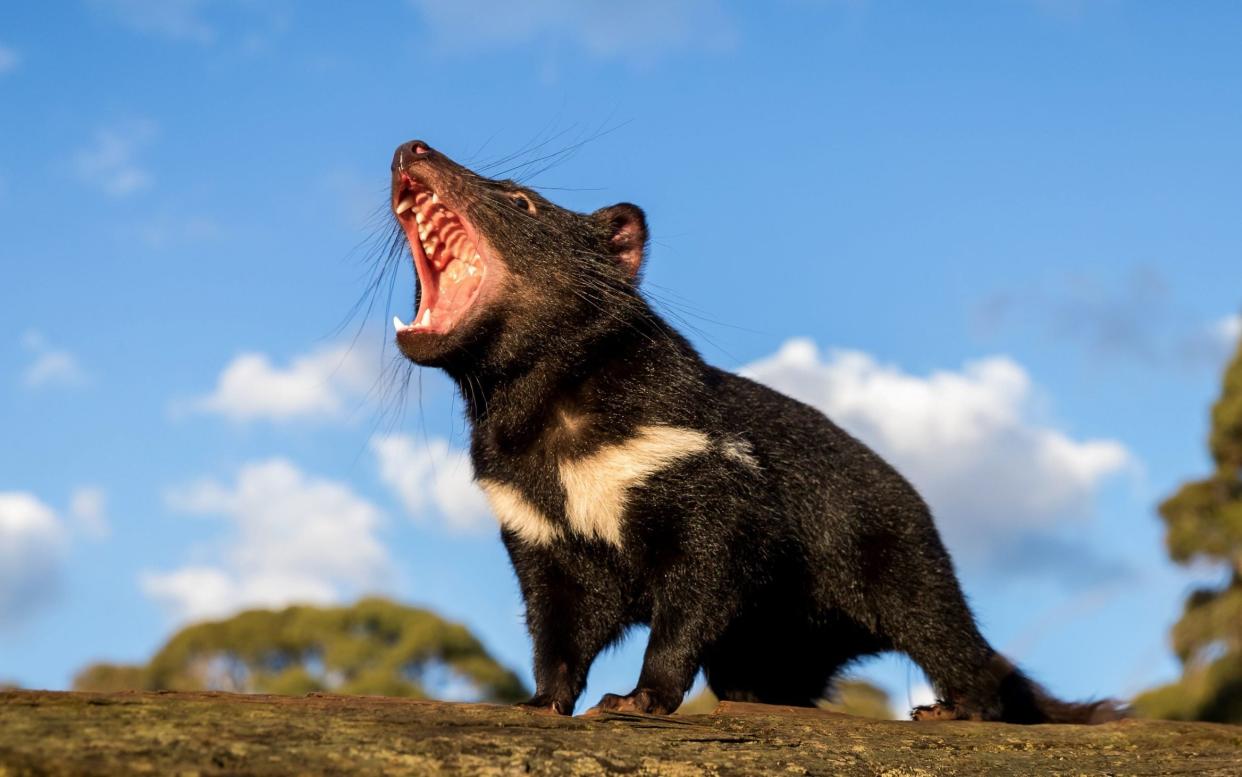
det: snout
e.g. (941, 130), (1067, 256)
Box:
(389, 138), (477, 206)
(391, 140), (433, 172)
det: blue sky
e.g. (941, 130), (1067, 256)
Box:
(2, 1), (1240, 713)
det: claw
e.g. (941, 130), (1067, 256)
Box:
(515, 697), (569, 716)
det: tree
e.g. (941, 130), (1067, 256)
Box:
(71, 663), (144, 693)
(1135, 331), (1242, 722)
(73, 598), (528, 703)
(677, 678), (895, 718)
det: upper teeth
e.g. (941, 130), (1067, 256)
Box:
(395, 196), (414, 215)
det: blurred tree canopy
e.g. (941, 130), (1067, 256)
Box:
(1135, 333), (1242, 723)
(677, 678), (895, 719)
(73, 598), (527, 703)
(821, 678), (896, 719)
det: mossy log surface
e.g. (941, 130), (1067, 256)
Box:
(1, 691), (1239, 776)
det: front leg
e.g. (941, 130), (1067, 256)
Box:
(508, 538), (626, 715)
(594, 561), (736, 715)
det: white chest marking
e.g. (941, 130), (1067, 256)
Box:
(558, 425), (710, 547)
(479, 425), (710, 548)
(479, 479), (562, 546)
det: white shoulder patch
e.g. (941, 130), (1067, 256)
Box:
(559, 425), (710, 547)
(479, 479), (561, 547)
(720, 437), (760, 471)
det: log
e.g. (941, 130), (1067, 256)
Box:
(1, 691), (1239, 776)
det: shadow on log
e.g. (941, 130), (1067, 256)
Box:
(2, 691), (1240, 776)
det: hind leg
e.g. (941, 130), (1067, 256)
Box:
(907, 649), (1055, 724)
(901, 628), (1002, 721)
(866, 564), (1011, 720)
(832, 511), (1021, 721)
(870, 560), (1112, 724)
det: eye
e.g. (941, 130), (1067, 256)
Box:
(509, 192), (536, 214)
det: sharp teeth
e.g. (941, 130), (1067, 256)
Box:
(395, 196), (415, 215)
(421, 309), (432, 326)
(414, 212), (425, 225)
(430, 193), (440, 204)
(392, 315), (406, 332)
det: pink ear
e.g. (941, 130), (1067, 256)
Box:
(594, 203), (648, 279)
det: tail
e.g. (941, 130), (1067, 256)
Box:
(913, 655), (1129, 724)
(995, 656), (1128, 724)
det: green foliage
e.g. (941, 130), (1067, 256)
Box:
(820, 678), (897, 720)
(675, 688), (720, 715)
(73, 598), (528, 703)
(72, 663), (147, 693)
(676, 678), (895, 719)
(1136, 332), (1242, 723)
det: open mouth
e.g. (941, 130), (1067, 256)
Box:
(391, 174), (487, 335)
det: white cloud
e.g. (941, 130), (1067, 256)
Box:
(21, 352), (86, 389)
(0, 45), (19, 75)
(0, 492), (68, 627)
(143, 459), (392, 623)
(72, 120), (157, 197)
(1216, 313), (1241, 348)
(409, 0), (735, 63)
(1170, 312), (1242, 368)
(89, 0), (289, 49)
(742, 340), (1131, 557)
(185, 345), (375, 423)
(133, 213), (222, 250)
(19, 330), (88, 389)
(90, 0), (216, 43)
(69, 486), (110, 539)
(1177, 312), (1242, 367)
(976, 267), (1239, 372)
(372, 435), (491, 532)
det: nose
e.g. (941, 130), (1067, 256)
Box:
(392, 140), (432, 171)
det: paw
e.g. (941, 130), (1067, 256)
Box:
(515, 695), (571, 716)
(911, 702), (983, 722)
(588, 688), (675, 716)
(911, 702), (956, 721)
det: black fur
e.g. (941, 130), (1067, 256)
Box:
(385, 140), (1123, 722)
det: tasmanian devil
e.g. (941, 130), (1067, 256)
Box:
(385, 139), (1121, 723)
